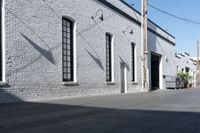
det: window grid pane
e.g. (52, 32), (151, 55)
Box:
(62, 18), (73, 82)
(106, 33), (112, 82)
(132, 43), (135, 82)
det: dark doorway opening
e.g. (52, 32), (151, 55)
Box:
(151, 53), (161, 90)
(185, 67), (190, 73)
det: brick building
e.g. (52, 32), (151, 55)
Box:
(0, 0), (177, 103)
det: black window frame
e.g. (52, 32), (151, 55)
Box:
(0, 1), (2, 81)
(106, 33), (112, 82)
(131, 43), (135, 82)
(62, 17), (74, 82)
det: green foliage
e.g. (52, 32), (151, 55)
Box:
(177, 71), (193, 82)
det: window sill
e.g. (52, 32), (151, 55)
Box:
(106, 82), (115, 85)
(132, 82), (138, 85)
(63, 82), (79, 86)
(0, 82), (9, 86)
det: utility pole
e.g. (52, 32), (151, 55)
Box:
(142, 0), (149, 91)
(196, 40), (199, 87)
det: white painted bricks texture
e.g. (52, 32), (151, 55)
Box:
(0, 0), (175, 103)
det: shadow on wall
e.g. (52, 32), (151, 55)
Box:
(6, 33), (61, 77)
(1, 101), (200, 133)
(119, 56), (130, 71)
(21, 33), (56, 65)
(85, 49), (104, 71)
(4, 7), (61, 77)
(148, 23), (158, 54)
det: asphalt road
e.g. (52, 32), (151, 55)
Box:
(1, 88), (200, 133)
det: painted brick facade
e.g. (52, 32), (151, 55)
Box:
(0, 0), (176, 103)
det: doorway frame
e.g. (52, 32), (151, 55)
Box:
(120, 62), (127, 93)
(150, 52), (162, 90)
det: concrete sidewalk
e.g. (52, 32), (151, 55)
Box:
(1, 88), (200, 133)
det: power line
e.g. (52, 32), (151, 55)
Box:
(175, 0), (198, 40)
(148, 3), (200, 25)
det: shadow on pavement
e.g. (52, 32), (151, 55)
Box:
(0, 86), (23, 103)
(0, 102), (200, 133)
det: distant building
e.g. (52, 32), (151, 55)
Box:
(175, 52), (196, 86)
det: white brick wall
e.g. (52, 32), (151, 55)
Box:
(0, 0), (177, 103)
(0, 0), (143, 103)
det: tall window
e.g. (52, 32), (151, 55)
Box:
(106, 33), (112, 82)
(62, 18), (74, 82)
(132, 43), (135, 82)
(0, 1), (2, 81)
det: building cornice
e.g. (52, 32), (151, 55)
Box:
(97, 0), (176, 46)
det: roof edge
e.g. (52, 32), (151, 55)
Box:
(97, 0), (175, 46)
(119, 0), (175, 39)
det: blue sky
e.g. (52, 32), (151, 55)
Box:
(125, 0), (200, 57)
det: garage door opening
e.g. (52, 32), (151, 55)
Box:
(151, 53), (161, 90)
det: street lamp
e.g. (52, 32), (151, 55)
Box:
(91, 9), (104, 21)
(123, 26), (133, 34)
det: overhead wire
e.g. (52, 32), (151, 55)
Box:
(147, 1), (197, 73)
(175, 0), (198, 40)
(148, 3), (200, 26)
